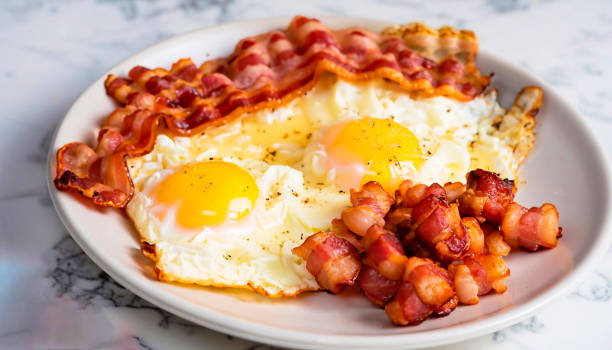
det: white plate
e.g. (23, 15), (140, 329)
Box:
(47, 16), (612, 349)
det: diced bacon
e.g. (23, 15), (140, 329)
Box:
(501, 202), (561, 251)
(350, 181), (394, 215)
(385, 282), (431, 326)
(459, 169), (515, 224)
(357, 265), (401, 306)
(386, 257), (457, 325)
(449, 264), (479, 304)
(342, 181), (393, 236)
(411, 195), (470, 262)
(330, 218), (362, 251)
(462, 217), (485, 255)
(484, 230), (511, 256)
(362, 225), (407, 281)
(292, 232), (361, 294)
(444, 182), (466, 202)
(341, 206), (384, 237)
(395, 182), (446, 208)
(459, 254), (510, 295)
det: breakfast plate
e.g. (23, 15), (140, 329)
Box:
(47, 16), (612, 349)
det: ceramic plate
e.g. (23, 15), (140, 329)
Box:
(47, 17), (612, 349)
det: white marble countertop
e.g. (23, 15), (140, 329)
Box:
(1, 0), (611, 349)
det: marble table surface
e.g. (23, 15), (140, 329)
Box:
(2, 0), (611, 349)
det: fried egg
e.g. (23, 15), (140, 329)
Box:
(126, 73), (532, 296)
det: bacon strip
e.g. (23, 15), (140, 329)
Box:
(292, 232), (361, 294)
(55, 16), (490, 207)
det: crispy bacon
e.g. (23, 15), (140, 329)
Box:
(501, 203), (561, 251)
(361, 225), (407, 280)
(395, 181), (446, 208)
(292, 232), (361, 293)
(462, 217), (485, 255)
(385, 206), (412, 233)
(55, 16), (490, 207)
(484, 229), (511, 256)
(448, 254), (510, 304)
(459, 169), (515, 224)
(331, 218), (362, 251)
(448, 264), (479, 304)
(385, 282), (431, 326)
(299, 169), (558, 325)
(385, 257), (457, 325)
(399, 230), (433, 259)
(479, 222), (511, 256)
(410, 191), (470, 262)
(357, 265), (401, 307)
(389, 182), (472, 261)
(341, 181), (393, 236)
(444, 181), (466, 202)
(300, 168), (557, 325)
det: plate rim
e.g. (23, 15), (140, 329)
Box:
(46, 15), (612, 349)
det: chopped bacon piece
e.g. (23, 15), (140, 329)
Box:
(398, 230), (433, 259)
(351, 181), (395, 213)
(484, 230), (511, 256)
(449, 264), (479, 304)
(449, 253), (510, 303)
(341, 181), (393, 236)
(462, 217), (485, 255)
(395, 181), (446, 208)
(385, 257), (457, 325)
(444, 182), (466, 202)
(362, 225), (407, 280)
(471, 254), (510, 293)
(385, 282), (431, 326)
(357, 265), (401, 307)
(411, 193), (470, 262)
(501, 202), (561, 251)
(341, 207), (384, 237)
(403, 257), (456, 309)
(385, 206), (412, 233)
(459, 169), (515, 224)
(292, 232), (361, 293)
(331, 218), (362, 251)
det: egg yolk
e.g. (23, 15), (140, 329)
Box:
(322, 117), (423, 192)
(151, 161), (259, 228)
